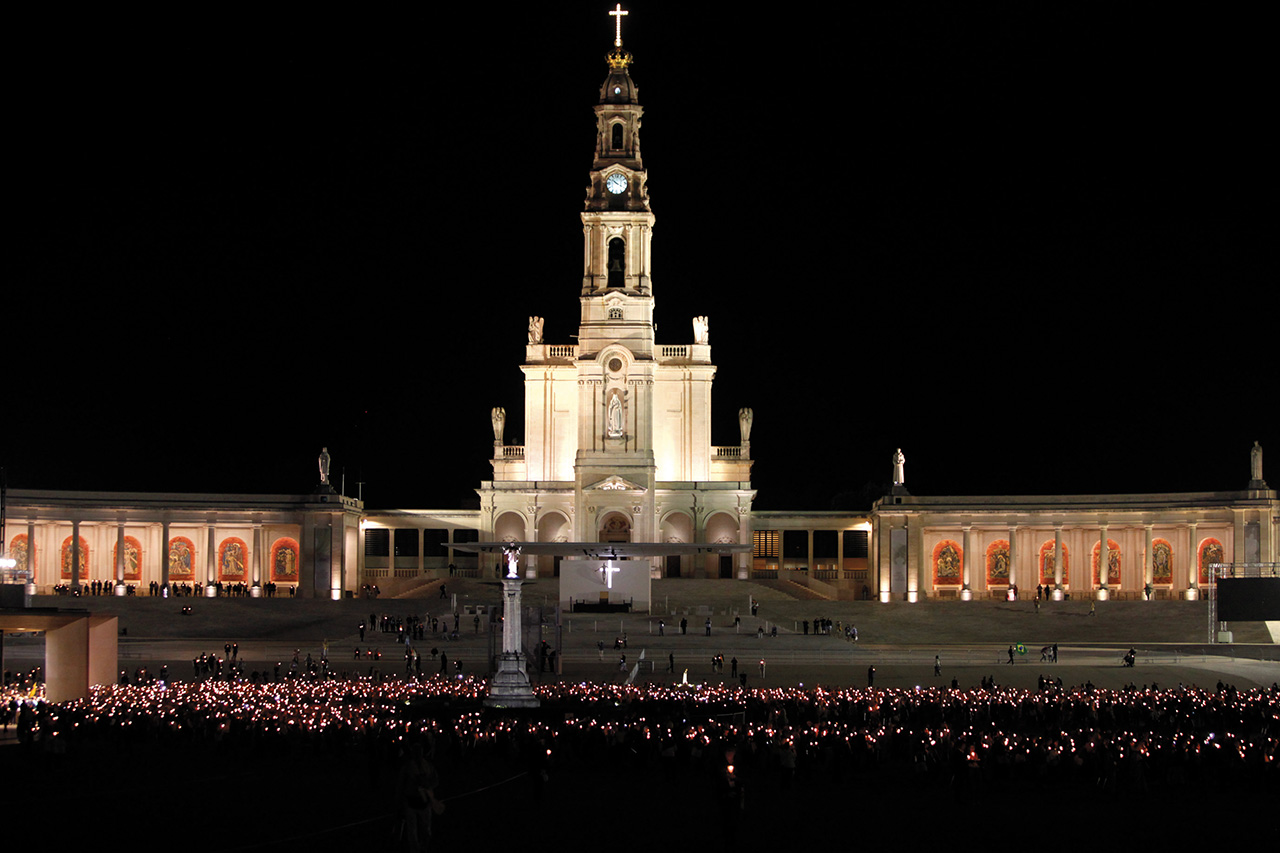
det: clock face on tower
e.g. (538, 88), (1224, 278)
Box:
(606, 173), (627, 195)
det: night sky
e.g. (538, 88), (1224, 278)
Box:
(7, 4), (1273, 512)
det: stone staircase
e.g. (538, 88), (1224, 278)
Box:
(751, 578), (835, 601)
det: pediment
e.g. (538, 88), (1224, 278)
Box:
(601, 291), (629, 309)
(584, 474), (646, 492)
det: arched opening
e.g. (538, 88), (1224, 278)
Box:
(607, 237), (626, 287)
(536, 512), (570, 578)
(660, 511), (694, 578)
(599, 512), (632, 544)
(703, 512), (741, 579)
(611, 122), (623, 150)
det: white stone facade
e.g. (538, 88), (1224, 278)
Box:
(477, 42), (755, 580)
(871, 489), (1278, 601)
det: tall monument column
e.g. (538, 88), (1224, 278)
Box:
(485, 545), (539, 708)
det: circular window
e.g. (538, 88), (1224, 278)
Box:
(608, 357), (624, 373)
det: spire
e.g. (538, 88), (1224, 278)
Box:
(601, 4), (637, 105)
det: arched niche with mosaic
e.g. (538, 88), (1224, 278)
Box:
(60, 535), (91, 579)
(218, 537), (249, 582)
(1091, 539), (1121, 587)
(1037, 540), (1069, 587)
(9, 535), (34, 579)
(270, 537), (300, 583)
(1197, 538), (1224, 586)
(932, 540), (963, 586)
(985, 540), (1011, 586)
(113, 535), (143, 581)
(1149, 538), (1174, 585)
(168, 537), (196, 580)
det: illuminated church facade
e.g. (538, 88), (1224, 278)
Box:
(478, 36), (755, 582)
(3, 15), (1276, 606)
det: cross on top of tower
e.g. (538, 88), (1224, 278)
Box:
(609, 4), (628, 47)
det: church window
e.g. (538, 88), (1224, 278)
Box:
(753, 530), (779, 559)
(932, 540), (963, 586)
(843, 530), (869, 558)
(364, 528), (390, 557)
(782, 530), (809, 563)
(1038, 540), (1070, 586)
(985, 540), (1011, 586)
(607, 237), (626, 286)
(1151, 539), (1173, 584)
(393, 529), (418, 557)
(423, 529), (449, 556)
(611, 123), (623, 150)
(1197, 538), (1223, 586)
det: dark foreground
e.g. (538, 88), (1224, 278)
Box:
(5, 677), (1278, 851)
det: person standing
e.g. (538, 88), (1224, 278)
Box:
(934, 655), (941, 676)
(867, 665), (875, 687)
(705, 618), (712, 637)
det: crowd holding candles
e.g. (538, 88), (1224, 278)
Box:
(3, 670), (1276, 790)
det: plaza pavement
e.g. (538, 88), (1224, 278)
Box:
(5, 577), (1278, 692)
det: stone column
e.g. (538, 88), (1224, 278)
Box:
(1186, 521), (1199, 600)
(1007, 525), (1018, 600)
(160, 520), (171, 590)
(26, 520), (37, 594)
(251, 525), (263, 597)
(1053, 526), (1064, 600)
(115, 523), (126, 594)
(1144, 524), (1154, 599)
(71, 519), (82, 592)
(417, 528), (425, 578)
(1097, 525), (1109, 600)
(485, 547), (539, 708)
(960, 525), (973, 601)
(205, 526), (218, 597)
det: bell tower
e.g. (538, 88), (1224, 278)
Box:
(578, 6), (655, 360)
(490, 7), (754, 571)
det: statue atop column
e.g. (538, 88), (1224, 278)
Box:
(692, 315), (709, 345)
(491, 407), (506, 445)
(503, 543), (522, 579)
(1250, 441), (1268, 489)
(528, 316), (544, 345)
(485, 543), (539, 708)
(738, 407), (753, 444)
(890, 448), (910, 496)
(318, 447), (331, 486)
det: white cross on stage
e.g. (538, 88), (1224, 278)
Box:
(609, 4), (628, 47)
(600, 560), (621, 589)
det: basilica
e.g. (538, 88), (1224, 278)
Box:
(4, 15), (1277, 608)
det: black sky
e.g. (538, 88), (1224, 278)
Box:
(7, 4), (1274, 511)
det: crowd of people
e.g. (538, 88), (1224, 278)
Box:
(4, 672), (1276, 792)
(49, 580), (292, 597)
